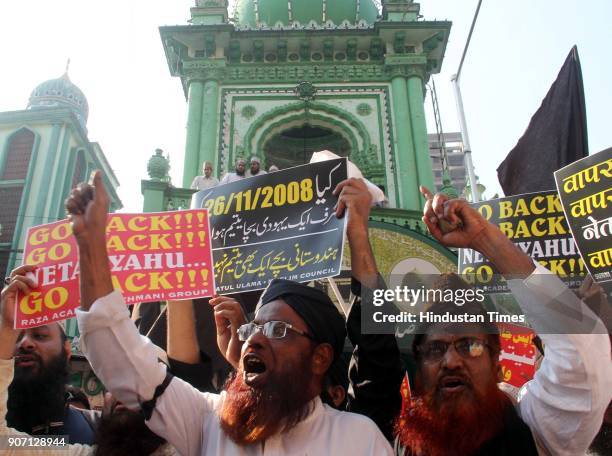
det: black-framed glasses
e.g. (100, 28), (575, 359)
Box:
(237, 321), (315, 342)
(417, 337), (489, 363)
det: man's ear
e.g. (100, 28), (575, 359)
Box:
(311, 343), (334, 376)
(329, 385), (347, 408)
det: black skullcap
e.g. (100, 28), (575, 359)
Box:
(257, 279), (346, 360)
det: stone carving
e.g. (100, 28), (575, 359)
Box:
(294, 81), (317, 102)
(147, 148), (171, 182)
(357, 103), (372, 116)
(241, 105), (257, 119)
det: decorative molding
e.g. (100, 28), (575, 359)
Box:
(221, 64), (388, 83)
(294, 81), (317, 102)
(356, 103), (372, 116)
(240, 105), (257, 119)
(217, 85), (397, 204)
(234, 19), (373, 31)
(384, 54), (427, 66)
(183, 58), (227, 80)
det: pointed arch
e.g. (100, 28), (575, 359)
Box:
(1, 127), (37, 180)
(241, 101), (371, 162)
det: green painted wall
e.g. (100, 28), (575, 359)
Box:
(407, 75), (435, 207)
(391, 76), (419, 210)
(200, 79), (220, 175)
(183, 80), (204, 188)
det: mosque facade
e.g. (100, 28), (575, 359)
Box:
(143, 0), (459, 292)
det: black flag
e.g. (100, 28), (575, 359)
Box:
(497, 46), (588, 195)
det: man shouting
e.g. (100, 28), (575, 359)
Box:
(67, 172), (392, 455)
(393, 187), (612, 456)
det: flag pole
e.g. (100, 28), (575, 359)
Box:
(451, 0), (482, 202)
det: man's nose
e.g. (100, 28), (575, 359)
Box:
(245, 326), (267, 348)
(17, 333), (35, 351)
(441, 344), (464, 369)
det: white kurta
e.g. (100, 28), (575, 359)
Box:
(190, 176), (219, 190)
(219, 173), (246, 185)
(76, 293), (392, 456)
(76, 263), (611, 456)
(506, 264), (611, 455)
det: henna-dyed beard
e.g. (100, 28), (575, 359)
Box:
(219, 356), (315, 445)
(395, 373), (509, 456)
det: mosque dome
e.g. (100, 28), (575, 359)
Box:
(234, 0), (379, 27)
(27, 72), (89, 129)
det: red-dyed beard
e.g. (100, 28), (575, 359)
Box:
(395, 372), (510, 456)
(219, 356), (316, 445)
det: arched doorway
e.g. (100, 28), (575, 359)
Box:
(263, 123), (351, 169)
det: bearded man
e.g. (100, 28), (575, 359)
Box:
(392, 187), (612, 456)
(219, 158), (247, 185)
(245, 156), (266, 178)
(65, 172), (392, 455)
(0, 284), (97, 445)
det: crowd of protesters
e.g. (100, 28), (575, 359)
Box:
(0, 166), (610, 455)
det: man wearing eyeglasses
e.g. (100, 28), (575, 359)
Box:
(392, 187), (612, 456)
(64, 172), (393, 455)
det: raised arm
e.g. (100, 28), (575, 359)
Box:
(334, 178), (403, 441)
(420, 187), (612, 455)
(167, 300), (199, 364)
(67, 172), (215, 456)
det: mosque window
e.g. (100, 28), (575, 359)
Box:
(0, 187), (23, 245)
(1, 128), (35, 180)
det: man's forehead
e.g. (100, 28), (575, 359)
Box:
(254, 299), (306, 328)
(31, 324), (52, 333)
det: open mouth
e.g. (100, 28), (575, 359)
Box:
(243, 353), (267, 386)
(439, 376), (468, 393)
(15, 354), (39, 368)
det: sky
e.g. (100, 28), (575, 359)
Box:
(0, 0), (610, 211)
